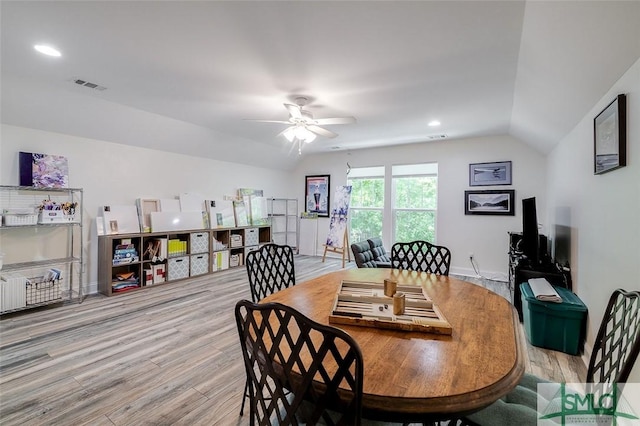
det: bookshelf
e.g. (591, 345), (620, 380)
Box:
(268, 198), (298, 253)
(98, 225), (271, 296)
(0, 185), (84, 314)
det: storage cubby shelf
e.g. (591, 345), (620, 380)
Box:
(98, 225), (271, 296)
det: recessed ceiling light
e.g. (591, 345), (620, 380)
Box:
(34, 44), (61, 57)
(428, 120), (441, 127)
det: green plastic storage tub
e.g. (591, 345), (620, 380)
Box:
(520, 282), (587, 355)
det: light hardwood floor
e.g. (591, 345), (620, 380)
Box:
(0, 256), (586, 425)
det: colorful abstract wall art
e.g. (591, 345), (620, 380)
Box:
(19, 152), (69, 188)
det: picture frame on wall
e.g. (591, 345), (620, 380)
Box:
(305, 174), (330, 217)
(594, 94), (626, 175)
(465, 189), (515, 216)
(469, 161), (512, 186)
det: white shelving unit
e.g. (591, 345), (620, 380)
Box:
(0, 185), (84, 314)
(268, 198), (298, 252)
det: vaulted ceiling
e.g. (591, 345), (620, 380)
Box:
(2, 1), (639, 170)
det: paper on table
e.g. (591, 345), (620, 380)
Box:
(528, 278), (563, 303)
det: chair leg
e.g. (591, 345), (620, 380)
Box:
(239, 380), (248, 416)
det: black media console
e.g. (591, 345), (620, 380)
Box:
(508, 232), (572, 321)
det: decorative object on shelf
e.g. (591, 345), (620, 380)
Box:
(233, 200), (249, 227)
(238, 188), (269, 226)
(136, 198), (160, 233)
(594, 94), (626, 175)
(206, 199), (236, 228)
(19, 151), (69, 188)
(100, 205), (141, 235)
(37, 197), (78, 223)
(305, 174), (330, 217)
(469, 161), (512, 186)
(464, 189), (515, 216)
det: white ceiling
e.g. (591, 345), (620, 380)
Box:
(2, 1), (639, 170)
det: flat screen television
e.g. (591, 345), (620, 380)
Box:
(521, 197), (540, 266)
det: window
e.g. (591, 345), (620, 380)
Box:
(392, 163), (438, 243)
(347, 163), (438, 245)
(347, 166), (384, 244)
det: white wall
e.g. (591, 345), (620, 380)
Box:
(293, 134), (548, 279)
(546, 57), (640, 382)
(0, 124), (296, 294)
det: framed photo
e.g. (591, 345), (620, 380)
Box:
(305, 175), (330, 217)
(594, 94), (626, 175)
(465, 189), (515, 216)
(469, 161), (512, 186)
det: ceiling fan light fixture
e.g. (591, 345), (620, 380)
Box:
(283, 127), (296, 142)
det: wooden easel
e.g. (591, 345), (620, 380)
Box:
(322, 228), (351, 268)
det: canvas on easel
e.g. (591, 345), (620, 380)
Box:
(322, 186), (352, 268)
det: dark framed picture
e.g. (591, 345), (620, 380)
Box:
(469, 161), (512, 186)
(305, 175), (330, 217)
(465, 190), (515, 216)
(594, 94), (626, 175)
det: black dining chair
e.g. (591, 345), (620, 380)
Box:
(235, 299), (364, 426)
(245, 243), (296, 303)
(391, 240), (451, 275)
(463, 288), (640, 426)
(240, 243), (296, 416)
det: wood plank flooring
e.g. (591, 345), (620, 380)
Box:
(0, 256), (586, 425)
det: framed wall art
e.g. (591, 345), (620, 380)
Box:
(465, 189), (515, 216)
(305, 174), (330, 217)
(19, 151), (69, 188)
(594, 94), (626, 175)
(469, 161), (512, 186)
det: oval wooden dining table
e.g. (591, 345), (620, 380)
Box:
(261, 267), (525, 422)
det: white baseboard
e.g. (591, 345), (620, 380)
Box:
(85, 280), (99, 296)
(451, 266), (508, 282)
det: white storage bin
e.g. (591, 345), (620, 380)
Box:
(230, 234), (243, 248)
(244, 245), (259, 259)
(1, 273), (27, 312)
(229, 253), (243, 267)
(168, 256), (189, 281)
(245, 228), (259, 246)
(39, 210), (77, 224)
(190, 254), (209, 276)
(5, 214), (38, 226)
(190, 232), (209, 254)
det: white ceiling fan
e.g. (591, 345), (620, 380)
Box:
(247, 97), (356, 154)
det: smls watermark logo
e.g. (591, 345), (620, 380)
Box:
(537, 383), (640, 425)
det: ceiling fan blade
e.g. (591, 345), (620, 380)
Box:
(284, 103), (302, 119)
(244, 119), (291, 124)
(276, 125), (295, 138)
(314, 117), (357, 125)
(307, 125), (338, 139)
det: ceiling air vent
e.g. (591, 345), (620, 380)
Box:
(427, 134), (448, 140)
(71, 78), (107, 91)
